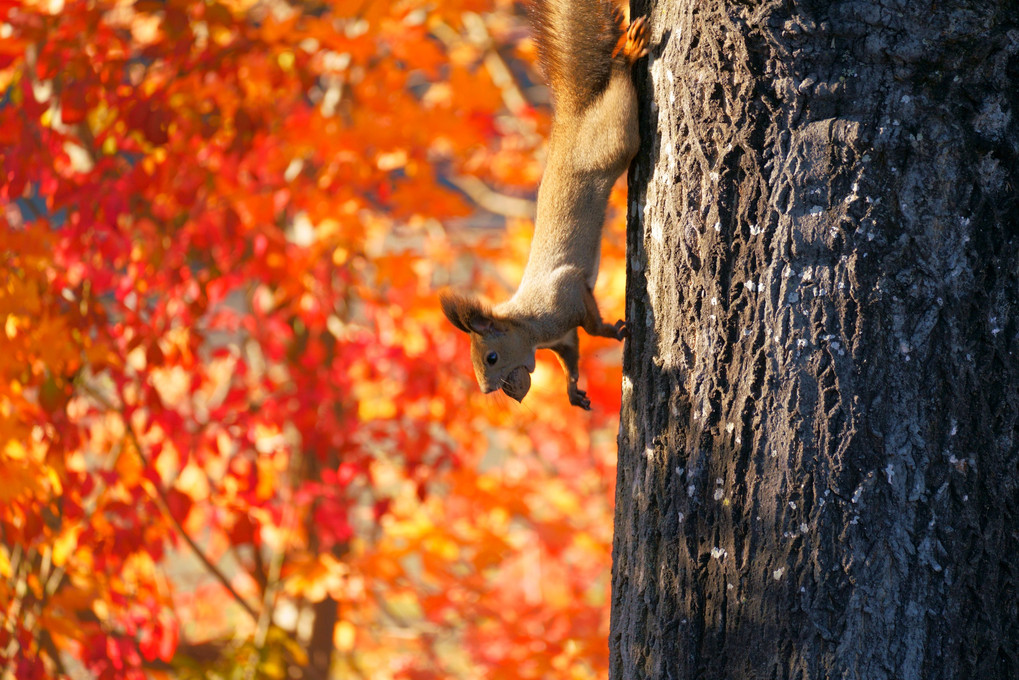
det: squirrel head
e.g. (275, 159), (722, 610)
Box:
(439, 289), (535, 402)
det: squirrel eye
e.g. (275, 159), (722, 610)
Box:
(485, 351), (498, 366)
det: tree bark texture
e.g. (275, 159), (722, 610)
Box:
(611, 1), (1019, 678)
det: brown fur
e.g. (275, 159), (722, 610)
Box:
(440, 1), (647, 410)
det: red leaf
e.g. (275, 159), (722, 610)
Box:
(164, 488), (192, 524)
(143, 108), (170, 146)
(139, 616), (178, 663)
(61, 83), (88, 125)
(373, 497), (391, 521)
(228, 513), (257, 545)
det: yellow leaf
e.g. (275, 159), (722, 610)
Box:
(4, 314), (19, 339)
(356, 384), (397, 420)
(335, 620), (355, 652)
(255, 457), (275, 501)
(51, 526), (80, 567)
(3, 440), (26, 460)
(282, 553), (345, 603)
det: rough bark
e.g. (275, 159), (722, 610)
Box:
(611, 1), (1019, 679)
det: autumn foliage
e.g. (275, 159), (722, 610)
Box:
(0, 1), (627, 678)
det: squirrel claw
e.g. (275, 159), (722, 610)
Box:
(569, 386), (591, 410)
(624, 17), (649, 61)
(614, 319), (628, 340)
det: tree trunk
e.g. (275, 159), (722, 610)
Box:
(611, 1), (1019, 678)
(302, 451), (341, 680)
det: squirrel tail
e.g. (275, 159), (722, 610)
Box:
(529, 0), (629, 115)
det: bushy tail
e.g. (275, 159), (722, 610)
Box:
(529, 0), (625, 115)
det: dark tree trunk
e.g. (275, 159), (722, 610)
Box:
(611, 1), (1019, 678)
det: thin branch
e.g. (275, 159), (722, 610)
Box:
(447, 174), (535, 219)
(432, 13), (541, 141)
(77, 380), (324, 675)
(459, 11), (531, 114)
(250, 540), (269, 594)
(370, 586), (448, 674)
(1, 545), (27, 659)
(131, 432), (261, 621)
(79, 381), (260, 620)
(246, 446), (302, 680)
(39, 630), (69, 677)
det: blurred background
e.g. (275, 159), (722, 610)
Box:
(0, 1), (628, 678)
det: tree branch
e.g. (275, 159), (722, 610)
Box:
(447, 174), (535, 219)
(79, 381), (260, 620)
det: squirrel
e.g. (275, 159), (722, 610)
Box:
(440, 0), (647, 410)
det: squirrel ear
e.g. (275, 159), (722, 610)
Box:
(439, 289), (496, 335)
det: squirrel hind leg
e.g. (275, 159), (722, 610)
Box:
(610, 14), (648, 64)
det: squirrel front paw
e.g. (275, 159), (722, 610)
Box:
(568, 384), (592, 411)
(593, 319), (628, 340)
